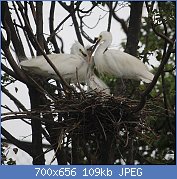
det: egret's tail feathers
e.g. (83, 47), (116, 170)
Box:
(20, 60), (30, 67)
(20, 60), (37, 68)
(141, 72), (154, 83)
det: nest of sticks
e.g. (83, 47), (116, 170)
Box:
(40, 91), (149, 139)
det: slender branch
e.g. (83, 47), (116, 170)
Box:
(12, 2), (35, 57)
(2, 86), (27, 111)
(132, 35), (175, 113)
(47, 1), (81, 43)
(145, 2), (174, 45)
(16, 1), (75, 93)
(112, 12), (128, 35)
(29, 1), (36, 24)
(2, 34), (28, 83)
(107, 2), (113, 32)
(59, 1), (83, 45)
(49, 1), (60, 53)
(1, 126), (32, 156)
(2, 1), (26, 59)
(77, 11), (95, 43)
(78, 2), (97, 13)
(70, 2), (84, 46)
(1, 63), (22, 82)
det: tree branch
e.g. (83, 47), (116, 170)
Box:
(47, 1), (81, 43)
(132, 35), (175, 113)
(107, 2), (113, 32)
(2, 34), (28, 83)
(36, 1), (44, 55)
(16, 1), (75, 93)
(1, 126), (32, 156)
(109, 2), (128, 35)
(2, 1), (26, 60)
(2, 86), (27, 111)
(1, 63), (22, 82)
(49, 1), (60, 53)
(145, 2), (174, 45)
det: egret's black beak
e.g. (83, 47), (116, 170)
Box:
(82, 52), (87, 57)
(93, 37), (98, 43)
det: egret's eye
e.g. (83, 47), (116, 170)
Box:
(79, 49), (82, 52)
(99, 35), (102, 38)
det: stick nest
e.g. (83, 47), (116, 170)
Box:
(43, 92), (147, 138)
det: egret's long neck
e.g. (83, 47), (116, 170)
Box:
(95, 39), (111, 57)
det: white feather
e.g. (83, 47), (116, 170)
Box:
(94, 31), (154, 83)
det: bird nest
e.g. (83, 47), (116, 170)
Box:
(42, 91), (148, 139)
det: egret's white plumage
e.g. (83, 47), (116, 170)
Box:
(20, 41), (110, 94)
(20, 42), (88, 83)
(88, 74), (110, 94)
(94, 31), (154, 83)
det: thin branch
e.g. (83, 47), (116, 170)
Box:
(145, 2), (174, 45)
(70, 2), (84, 46)
(2, 86), (27, 111)
(78, 2), (97, 13)
(132, 35), (175, 113)
(49, 1), (60, 53)
(77, 11), (95, 43)
(29, 1), (36, 24)
(1, 63), (22, 82)
(1, 126), (32, 156)
(2, 1), (26, 59)
(112, 12), (128, 35)
(2, 34), (28, 83)
(16, 1), (75, 93)
(47, 1), (81, 43)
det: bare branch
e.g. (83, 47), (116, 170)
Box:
(112, 12), (128, 35)
(1, 34), (28, 83)
(49, 1), (60, 53)
(1, 126), (32, 156)
(36, 1), (44, 55)
(29, 1), (36, 24)
(2, 1), (26, 59)
(107, 2), (113, 32)
(1, 63), (22, 82)
(2, 86), (27, 111)
(16, 1), (75, 93)
(47, 2), (81, 43)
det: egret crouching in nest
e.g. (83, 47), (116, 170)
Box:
(20, 41), (88, 83)
(94, 31), (154, 83)
(20, 41), (110, 94)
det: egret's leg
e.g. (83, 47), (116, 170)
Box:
(120, 78), (126, 91)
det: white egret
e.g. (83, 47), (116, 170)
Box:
(86, 45), (110, 95)
(20, 41), (89, 83)
(20, 41), (110, 94)
(94, 31), (154, 83)
(88, 74), (110, 94)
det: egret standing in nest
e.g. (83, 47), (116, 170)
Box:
(93, 31), (154, 83)
(86, 44), (110, 95)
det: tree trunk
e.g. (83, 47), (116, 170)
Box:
(28, 87), (45, 164)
